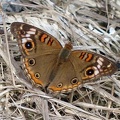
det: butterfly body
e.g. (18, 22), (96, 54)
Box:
(11, 22), (117, 93)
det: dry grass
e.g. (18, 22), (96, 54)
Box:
(0, 0), (120, 120)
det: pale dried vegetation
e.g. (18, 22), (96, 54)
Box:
(0, 0), (120, 120)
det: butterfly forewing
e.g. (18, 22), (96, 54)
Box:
(11, 22), (62, 57)
(70, 50), (117, 81)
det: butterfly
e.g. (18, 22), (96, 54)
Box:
(11, 22), (117, 93)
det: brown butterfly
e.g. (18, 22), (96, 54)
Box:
(11, 22), (117, 93)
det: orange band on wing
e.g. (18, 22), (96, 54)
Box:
(47, 38), (53, 46)
(79, 52), (86, 59)
(85, 53), (93, 62)
(40, 34), (47, 42)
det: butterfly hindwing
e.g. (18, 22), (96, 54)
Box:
(48, 60), (81, 92)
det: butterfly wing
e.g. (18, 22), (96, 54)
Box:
(48, 60), (81, 92)
(11, 22), (62, 57)
(48, 50), (117, 92)
(11, 22), (62, 87)
(70, 50), (117, 81)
